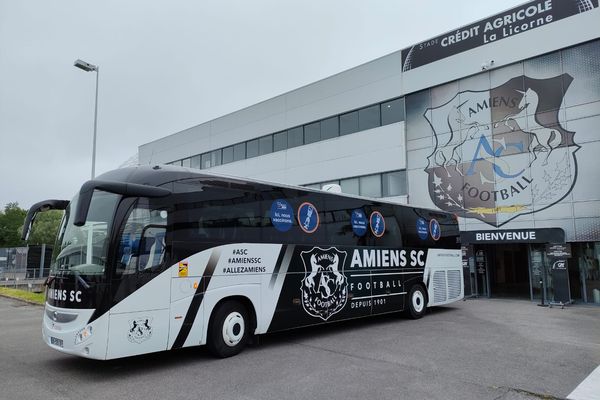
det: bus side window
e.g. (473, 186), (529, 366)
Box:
(137, 226), (166, 271)
(116, 201), (168, 276)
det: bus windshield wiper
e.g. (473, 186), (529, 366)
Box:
(75, 273), (91, 290)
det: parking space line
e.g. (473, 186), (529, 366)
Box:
(567, 365), (600, 400)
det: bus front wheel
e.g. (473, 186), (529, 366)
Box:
(407, 285), (427, 319)
(207, 300), (249, 358)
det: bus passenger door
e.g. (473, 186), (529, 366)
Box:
(107, 208), (171, 359)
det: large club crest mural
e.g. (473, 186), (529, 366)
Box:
(424, 75), (579, 227)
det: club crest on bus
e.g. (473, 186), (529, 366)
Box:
(424, 74), (579, 227)
(300, 247), (348, 320)
(128, 317), (153, 344)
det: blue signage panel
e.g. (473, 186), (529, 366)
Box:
(369, 211), (385, 238)
(416, 218), (429, 240)
(429, 219), (441, 241)
(270, 199), (294, 232)
(351, 209), (368, 237)
(298, 202), (319, 234)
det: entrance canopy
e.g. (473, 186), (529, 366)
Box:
(461, 228), (565, 245)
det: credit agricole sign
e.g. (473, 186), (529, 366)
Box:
(401, 0), (598, 71)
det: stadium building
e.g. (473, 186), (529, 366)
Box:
(139, 0), (600, 304)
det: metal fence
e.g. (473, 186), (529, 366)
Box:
(0, 245), (52, 282)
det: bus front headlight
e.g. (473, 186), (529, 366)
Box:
(75, 325), (93, 345)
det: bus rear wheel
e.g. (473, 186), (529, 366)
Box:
(407, 285), (427, 319)
(207, 300), (249, 358)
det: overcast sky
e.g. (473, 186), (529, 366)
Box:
(0, 0), (525, 209)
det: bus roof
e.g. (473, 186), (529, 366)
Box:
(95, 165), (453, 217)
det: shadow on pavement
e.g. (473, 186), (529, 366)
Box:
(38, 305), (458, 379)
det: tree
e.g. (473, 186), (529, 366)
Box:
(0, 202), (27, 247)
(26, 210), (63, 245)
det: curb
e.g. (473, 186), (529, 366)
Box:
(0, 293), (44, 307)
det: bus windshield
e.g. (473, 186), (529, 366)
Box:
(51, 191), (120, 276)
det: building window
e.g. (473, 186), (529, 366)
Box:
(274, 131), (287, 151)
(201, 153), (211, 169)
(340, 177), (359, 195)
(287, 126), (303, 148)
(382, 170), (407, 196)
(359, 174), (382, 197)
(358, 104), (381, 131)
(321, 116), (339, 140)
(340, 111), (359, 135)
(381, 98), (405, 125)
(304, 121), (321, 144)
(190, 155), (201, 169)
(211, 149), (222, 167)
(182, 158), (191, 168)
(246, 139), (259, 158)
(259, 135), (273, 155)
(233, 143), (245, 161)
(222, 146), (234, 164)
(304, 170), (405, 199)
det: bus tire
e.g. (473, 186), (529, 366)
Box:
(207, 300), (249, 358)
(407, 285), (427, 319)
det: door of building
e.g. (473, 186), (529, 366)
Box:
(492, 244), (530, 298)
(472, 244), (530, 298)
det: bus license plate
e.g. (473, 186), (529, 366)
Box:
(50, 337), (63, 348)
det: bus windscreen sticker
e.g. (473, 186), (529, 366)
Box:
(270, 199), (294, 232)
(370, 211), (385, 237)
(178, 261), (189, 277)
(298, 202), (319, 234)
(351, 209), (368, 237)
(429, 219), (441, 241)
(300, 247), (348, 320)
(416, 218), (429, 240)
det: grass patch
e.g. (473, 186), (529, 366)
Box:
(0, 287), (45, 305)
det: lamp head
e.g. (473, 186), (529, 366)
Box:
(74, 59), (97, 72)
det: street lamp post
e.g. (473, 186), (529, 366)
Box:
(74, 59), (100, 179)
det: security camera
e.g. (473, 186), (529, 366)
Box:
(481, 60), (495, 71)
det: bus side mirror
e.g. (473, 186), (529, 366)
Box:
(22, 199), (69, 240)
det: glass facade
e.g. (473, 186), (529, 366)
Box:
(571, 242), (600, 304)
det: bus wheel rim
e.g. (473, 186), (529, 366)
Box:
(222, 312), (245, 347)
(412, 290), (424, 313)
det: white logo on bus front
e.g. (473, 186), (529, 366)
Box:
(300, 247), (348, 320)
(128, 317), (153, 344)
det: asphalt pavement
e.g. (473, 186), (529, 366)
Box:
(1, 296), (599, 400)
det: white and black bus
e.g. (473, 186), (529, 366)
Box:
(23, 165), (463, 360)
